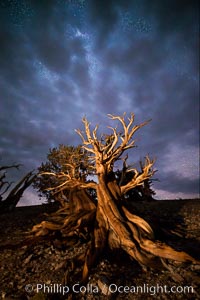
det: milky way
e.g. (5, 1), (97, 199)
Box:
(0, 0), (199, 204)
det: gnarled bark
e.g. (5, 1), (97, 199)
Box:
(31, 113), (200, 284)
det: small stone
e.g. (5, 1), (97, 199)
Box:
(23, 254), (33, 265)
(54, 261), (65, 270)
(98, 276), (111, 296)
(192, 264), (200, 271)
(46, 280), (51, 284)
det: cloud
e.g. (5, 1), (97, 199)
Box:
(0, 0), (199, 201)
(17, 188), (44, 206)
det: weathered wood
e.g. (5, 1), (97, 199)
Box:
(0, 168), (35, 213)
(31, 113), (200, 283)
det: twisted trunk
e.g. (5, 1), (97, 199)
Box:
(30, 114), (200, 285)
(81, 168), (198, 281)
(31, 172), (199, 285)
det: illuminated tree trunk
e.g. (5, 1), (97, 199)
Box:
(31, 113), (199, 283)
(81, 167), (196, 281)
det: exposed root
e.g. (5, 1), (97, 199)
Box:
(30, 195), (200, 284)
(30, 113), (200, 285)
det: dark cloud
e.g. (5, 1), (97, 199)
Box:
(156, 171), (199, 195)
(142, 0), (199, 36)
(0, 0), (199, 203)
(87, 0), (119, 48)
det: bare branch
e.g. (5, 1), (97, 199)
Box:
(0, 163), (22, 172)
(40, 169), (97, 195)
(44, 178), (97, 194)
(120, 156), (156, 195)
(75, 113), (151, 173)
(5, 170), (36, 200)
(106, 113), (151, 164)
(105, 127), (119, 155)
(0, 180), (13, 197)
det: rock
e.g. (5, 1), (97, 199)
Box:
(54, 261), (65, 270)
(98, 276), (111, 295)
(0, 201), (200, 299)
(192, 264), (200, 271)
(23, 254), (33, 265)
(31, 292), (47, 300)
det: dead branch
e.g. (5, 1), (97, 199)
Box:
(75, 113), (151, 173)
(121, 156), (156, 194)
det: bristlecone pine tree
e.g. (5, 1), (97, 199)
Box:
(32, 113), (199, 283)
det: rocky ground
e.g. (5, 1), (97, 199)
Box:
(0, 199), (200, 300)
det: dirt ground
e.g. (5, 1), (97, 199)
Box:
(0, 199), (200, 300)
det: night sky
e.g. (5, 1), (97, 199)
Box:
(0, 0), (199, 205)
